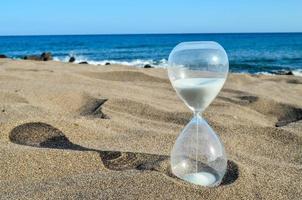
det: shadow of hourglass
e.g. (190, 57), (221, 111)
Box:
(9, 121), (239, 186)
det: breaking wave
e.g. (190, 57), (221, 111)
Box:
(53, 55), (168, 68)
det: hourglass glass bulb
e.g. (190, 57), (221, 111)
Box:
(170, 114), (227, 187)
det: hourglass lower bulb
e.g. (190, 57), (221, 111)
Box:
(168, 41), (228, 187)
(171, 114), (227, 187)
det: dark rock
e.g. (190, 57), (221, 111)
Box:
(273, 70), (294, 75)
(40, 52), (52, 61)
(285, 71), (294, 75)
(69, 57), (76, 63)
(23, 52), (52, 61)
(23, 55), (41, 61)
(144, 64), (153, 68)
(0, 54), (7, 59)
(79, 61), (88, 64)
(105, 62), (111, 65)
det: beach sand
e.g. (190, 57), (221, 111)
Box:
(0, 59), (301, 199)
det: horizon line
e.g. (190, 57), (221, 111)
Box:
(1, 31), (302, 37)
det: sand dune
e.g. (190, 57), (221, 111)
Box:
(0, 59), (301, 199)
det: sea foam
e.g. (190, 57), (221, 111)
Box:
(53, 56), (168, 68)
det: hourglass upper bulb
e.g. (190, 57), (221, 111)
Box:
(168, 41), (229, 112)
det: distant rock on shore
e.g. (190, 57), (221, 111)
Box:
(69, 57), (76, 63)
(23, 52), (53, 61)
(144, 64), (153, 68)
(0, 54), (8, 59)
(41, 52), (52, 61)
(273, 70), (294, 75)
(79, 61), (88, 64)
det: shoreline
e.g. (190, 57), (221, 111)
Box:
(2, 56), (302, 77)
(1, 32), (302, 78)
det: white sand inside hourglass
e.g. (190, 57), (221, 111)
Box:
(173, 78), (225, 111)
(183, 172), (217, 186)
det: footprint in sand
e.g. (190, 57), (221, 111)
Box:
(9, 122), (239, 186)
(79, 97), (109, 119)
(220, 89), (302, 127)
(73, 94), (191, 124)
(9, 122), (85, 150)
(106, 98), (191, 125)
(46, 92), (109, 119)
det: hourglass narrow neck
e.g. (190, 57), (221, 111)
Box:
(193, 111), (202, 119)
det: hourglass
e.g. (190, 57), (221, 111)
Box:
(168, 41), (228, 187)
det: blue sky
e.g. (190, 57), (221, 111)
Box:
(1, 0), (302, 35)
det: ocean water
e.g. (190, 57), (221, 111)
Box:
(0, 33), (302, 75)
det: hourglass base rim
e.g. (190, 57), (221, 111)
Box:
(172, 170), (222, 187)
(171, 161), (223, 187)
